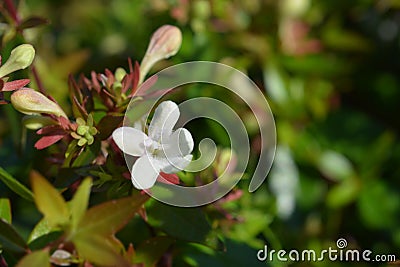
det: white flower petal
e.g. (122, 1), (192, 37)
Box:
(149, 101), (180, 141)
(159, 154), (193, 174)
(112, 127), (147, 156)
(163, 128), (194, 158)
(131, 156), (160, 189)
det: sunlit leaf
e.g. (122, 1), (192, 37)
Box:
(74, 235), (130, 267)
(28, 219), (52, 243)
(0, 198), (11, 223)
(0, 219), (27, 253)
(16, 249), (50, 267)
(0, 167), (34, 202)
(30, 171), (69, 227)
(75, 194), (149, 237)
(69, 178), (92, 229)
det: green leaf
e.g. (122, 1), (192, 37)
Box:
(326, 178), (360, 208)
(30, 171), (69, 227)
(0, 167), (34, 202)
(75, 194), (148, 237)
(71, 141), (101, 167)
(0, 219), (27, 253)
(28, 219), (54, 243)
(74, 235), (130, 267)
(133, 236), (175, 267)
(146, 202), (212, 246)
(16, 249), (50, 267)
(28, 231), (63, 251)
(0, 198), (12, 223)
(69, 178), (92, 229)
(358, 181), (400, 229)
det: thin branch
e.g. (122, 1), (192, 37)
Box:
(4, 0), (20, 24)
(32, 65), (46, 94)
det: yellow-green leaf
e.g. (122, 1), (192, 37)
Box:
(74, 235), (129, 267)
(16, 249), (50, 267)
(0, 198), (11, 223)
(76, 194), (148, 237)
(69, 178), (92, 229)
(28, 219), (54, 243)
(30, 171), (69, 227)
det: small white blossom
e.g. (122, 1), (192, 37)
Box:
(112, 101), (193, 189)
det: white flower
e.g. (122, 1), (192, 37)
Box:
(112, 101), (194, 189)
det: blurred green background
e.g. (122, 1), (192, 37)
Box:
(1, 0), (400, 266)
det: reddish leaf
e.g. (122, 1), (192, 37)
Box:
(17, 16), (49, 30)
(157, 172), (180, 185)
(97, 114), (124, 140)
(58, 116), (73, 130)
(1, 79), (30, 91)
(35, 135), (65, 149)
(36, 125), (66, 136)
(90, 71), (101, 93)
(131, 75), (158, 97)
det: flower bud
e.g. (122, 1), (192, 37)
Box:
(0, 44), (35, 78)
(22, 115), (56, 130)
(114, 67), (127, 82)
(139, 25), (182, 83)
(11, 88), (67, 118)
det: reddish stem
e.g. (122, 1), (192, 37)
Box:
(4, 0), (20, 24)
(32, 65), (46, 94)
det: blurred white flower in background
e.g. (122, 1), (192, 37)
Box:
(269, 145), (299, 219)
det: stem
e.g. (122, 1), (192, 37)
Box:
(32, 65), (46, 94)
(4, 0), (47, 94)
(4, 0), (20, 24)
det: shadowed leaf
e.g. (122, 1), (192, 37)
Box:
(0, 167), (34, 202)
(134, 236), (175, 267)
(0, 219), (27, 253)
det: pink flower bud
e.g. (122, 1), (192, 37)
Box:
(140, 25), (182, 83)
(11, 88), (67, 118)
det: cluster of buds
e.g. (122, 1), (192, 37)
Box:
(71, 115), (98, 146)
(2, 25), (183, 167)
